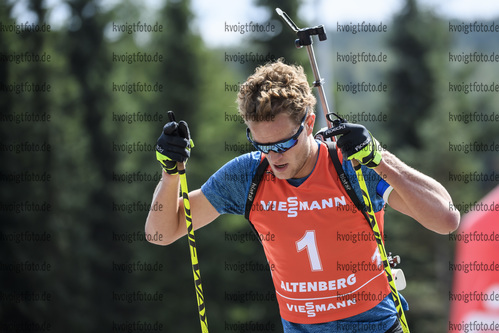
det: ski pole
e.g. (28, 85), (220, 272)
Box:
(353, 163), (410, 333)
(168, 111), (209, 333)
(275, 8), (332, 129)
(178, 162), (209, 333)
(276, 8), (410, 332)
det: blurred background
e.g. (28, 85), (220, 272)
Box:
(1, 0), (498, 332)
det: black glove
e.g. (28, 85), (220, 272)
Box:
(155, 111), (194, 175)
(318, 121), (382, 168)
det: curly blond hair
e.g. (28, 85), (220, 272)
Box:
(237, 59), (316, 124)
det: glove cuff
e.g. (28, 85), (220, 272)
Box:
(348, 134), (383, 169)
(156, 151), (179, 175)
(363, 136), (383, 169)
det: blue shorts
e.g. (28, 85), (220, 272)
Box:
(280, 294), (408, 333)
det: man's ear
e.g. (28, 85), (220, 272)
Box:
(306, 113), (316, 135)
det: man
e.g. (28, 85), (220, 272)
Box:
(146, 59), (460, 332)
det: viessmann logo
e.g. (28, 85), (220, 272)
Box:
(258, 196), (348, 217)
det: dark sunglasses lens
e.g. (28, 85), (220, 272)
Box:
(269, 138), (298, 153)
(258, 145), (272, 154)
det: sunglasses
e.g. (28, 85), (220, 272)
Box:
(246, 114), (307, 154)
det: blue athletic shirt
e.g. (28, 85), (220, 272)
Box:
(201, 141), (408, 333)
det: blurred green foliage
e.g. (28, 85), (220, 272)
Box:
(1, 0), (498, 332)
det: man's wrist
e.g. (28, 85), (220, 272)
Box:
(161, 168), (178, 178)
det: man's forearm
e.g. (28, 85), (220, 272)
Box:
(145, 170), (182, 245)
(374, 150), (460, 234)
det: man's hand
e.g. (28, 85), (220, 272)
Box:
(155, 111), (194, 175)
(319, 122), (382, 168)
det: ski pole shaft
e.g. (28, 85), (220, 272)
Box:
(276, 8), (331, 128)
(178, 162), (209, 333)
(353, 162), (410, 333)
(303, 44), (331, 128)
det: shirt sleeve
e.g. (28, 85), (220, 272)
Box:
(200, 151), (262, 215)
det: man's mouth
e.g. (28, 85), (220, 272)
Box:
(274, 163), (288, 171)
